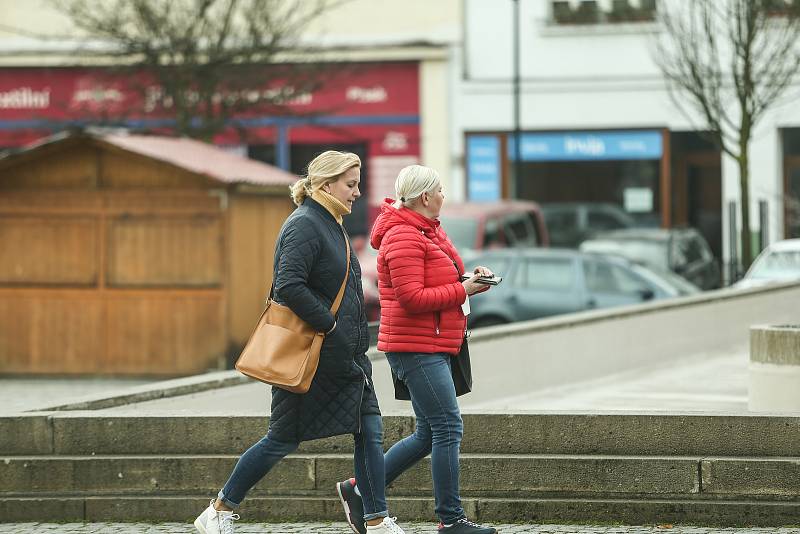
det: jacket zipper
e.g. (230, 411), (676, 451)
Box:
(434, 312), (440, 335)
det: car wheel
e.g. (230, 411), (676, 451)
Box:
(471, 316), (509, 329)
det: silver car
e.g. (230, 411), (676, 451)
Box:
(734, 239), (800, 289)
(466, 249), (699, 328)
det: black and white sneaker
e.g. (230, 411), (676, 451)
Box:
(336, 477), (366, 534)
(438, 517), (497, 534)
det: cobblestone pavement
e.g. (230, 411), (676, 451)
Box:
(0, 524), (797, 533)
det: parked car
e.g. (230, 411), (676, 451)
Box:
(357, 200), (550, 320)
(437, 200), (550, 253)
(579, 227), (721, 290)
(465, 249), (699, 328)
(733, 238), (800, 289)
(541, 202), (638, 248)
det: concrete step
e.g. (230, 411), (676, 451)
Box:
(1, 494), (799, 527)
(4, 413), (800, 457)
(3, 453), (799, 500)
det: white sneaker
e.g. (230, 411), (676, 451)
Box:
(194, 499), (240, 534)
(366, 516), (406, 534)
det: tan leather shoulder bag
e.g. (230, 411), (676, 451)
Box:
(235, 232), (350, 393)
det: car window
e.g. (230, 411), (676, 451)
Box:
(518, 257), (574, 290)
(545, 210), (578, 230)
(483, 217), (504, 248)
(585, 259), (647, 293)
(439, 216), (479, 252)
(588, 211), (627, 230)
(675, 237), (703, 264)
(610, 239), (669, 269)
(503, 213), (538, 247)
(631, 262), (699, 295)
(671, 238), (688, 266)
(747, 249), (800, 279)
(687, 236), (707, 262)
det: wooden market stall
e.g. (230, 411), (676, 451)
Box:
(0, 132), (296, 375)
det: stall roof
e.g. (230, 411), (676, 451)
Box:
(0, 131), (299, 187)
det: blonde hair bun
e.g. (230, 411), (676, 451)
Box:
(290, 151), (361, 206)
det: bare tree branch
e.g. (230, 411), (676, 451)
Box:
(653, 0), (800, 268)
(51, 0), (345, 141)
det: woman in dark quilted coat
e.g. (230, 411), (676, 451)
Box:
(193, 151), (406, 534)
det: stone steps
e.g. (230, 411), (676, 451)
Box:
(3, 413), (800, 525)
(2, 453), (799, 503)
(4, 413), (800, 456)
(0, 454), (703, 497)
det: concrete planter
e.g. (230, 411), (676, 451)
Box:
(749, 324), (800, 413)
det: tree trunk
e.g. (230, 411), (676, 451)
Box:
(738, 151), (753, 270)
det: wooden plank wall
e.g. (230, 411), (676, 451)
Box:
(227, 194), (294, 349)
(0, 143), (229, 374)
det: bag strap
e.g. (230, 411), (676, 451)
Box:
(268, 226), (351, 317)
(329, 226), (351, 315)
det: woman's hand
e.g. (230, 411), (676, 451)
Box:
(472, 265), (494, 278)
(462, 265), (495, 295)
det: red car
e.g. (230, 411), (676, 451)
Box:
(357, 200), (550, 321)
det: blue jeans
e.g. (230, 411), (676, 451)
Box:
(384, 352), (465, 524)
(218, 413), (388, 521)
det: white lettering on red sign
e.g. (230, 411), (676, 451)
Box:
(72, 87), (124, 105)
(382, 131), (408, 152)
(143, 85), (312, 112)
(346, 86), (387, 103)
(0, 87), (51, 109)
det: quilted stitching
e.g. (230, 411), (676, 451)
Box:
(267, 199), (378, 443)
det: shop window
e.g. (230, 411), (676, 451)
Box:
(550, 0), (657, 25)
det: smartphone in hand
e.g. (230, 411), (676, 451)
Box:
(460, 273), (503, 285)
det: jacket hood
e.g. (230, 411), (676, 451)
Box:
(370, 197), (440, 250)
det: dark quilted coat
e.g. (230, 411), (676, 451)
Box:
(370, 198), (468, 355)
(267, 197), (379, 443)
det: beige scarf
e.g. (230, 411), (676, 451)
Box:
(311, 189), (350, 225)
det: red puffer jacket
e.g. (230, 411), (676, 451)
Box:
(370, 198), (467, 355)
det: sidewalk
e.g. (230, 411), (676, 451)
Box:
(91, 349), (750, 417)
(1, 523), (796, 534)
(0, 377), (155, 415)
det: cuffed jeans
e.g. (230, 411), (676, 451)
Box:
(384, 352), (465, 524)
(218, 412), (388, 521)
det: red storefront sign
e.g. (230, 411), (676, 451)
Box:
(0, 62), (421, 213)
(0, 62), (419, 143)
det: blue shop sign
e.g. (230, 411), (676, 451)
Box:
(510, 130), (663, 161)
(467, 135), (501, 201)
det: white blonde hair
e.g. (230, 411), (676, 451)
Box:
(290, 150), (361, 206)
(394, 165), (440, 207)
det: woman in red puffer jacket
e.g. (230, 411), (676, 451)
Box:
(335, 165), (498, 534)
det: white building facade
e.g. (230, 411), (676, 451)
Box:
(453, 0), (800, 273)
